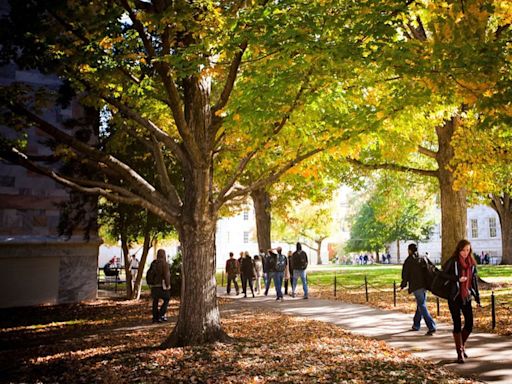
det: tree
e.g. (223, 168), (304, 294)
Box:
(451, 124), (512, 264)
(346, 173), (435, 261)
(343, 0), (511, 262)
(0, 0), (365, 346)
(273, 197), (336, 264)
(251, 152), (344, 254)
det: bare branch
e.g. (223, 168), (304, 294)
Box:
(118, 0), (156, 58)
(101, 94), (187, 164)
(496, 24), (510, 39)
(417, 145), (437, 159)
(149, 134), (182, 206)
(4, 100), (183, 212)
(216, 147), (324, 207)
(212, 41), (248, 115)
(117, 0), (198, 163)
(346, 157), (438, 178)
(407, 16), (428, 41)
(4, 146), (179, 225)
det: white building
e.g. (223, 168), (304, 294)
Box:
(387, 204), (502, 264)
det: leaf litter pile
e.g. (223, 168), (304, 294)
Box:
(0, 296), (480, 384)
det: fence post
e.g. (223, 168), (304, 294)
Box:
(334, 273), (337, 297)
(393, 281), (396, 307)
(436, 297), (440, 316)
(491, 290), (496, 330)
(221, 271), (224, 287)
(365, 275), (369, 302)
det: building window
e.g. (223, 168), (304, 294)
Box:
(243, 231), (249, 244)
(489, 217), (497, 238)
(471, 219), (478, 238)
(243, 209), (249, 221)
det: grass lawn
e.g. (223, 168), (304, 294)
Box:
(302, 264), (512, 336)
(215, 264), (512, 336)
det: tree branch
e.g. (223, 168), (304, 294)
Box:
(417, 145), (437, 159)
(117, 0), (200, 165)
(3, 146), (179, 225)
(4, 100), (182, 212)
(101, 94), (187, 164)
(149, 134), (182, 206)
(212, 41), (248, 115)
(346, 157), (438, 178)
(216, 147), (324, 207)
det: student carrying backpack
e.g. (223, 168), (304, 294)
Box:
(400, 243), (437, 335)
(268, 247), (287, 301)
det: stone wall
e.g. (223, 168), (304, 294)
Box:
(0, 236), (100, 308)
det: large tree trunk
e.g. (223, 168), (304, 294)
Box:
(436, 116), (467, 264)
(251, 188), (272, 252)
(490, 193), (512, 265)
(162, 73), (227, 346)
(162, 217), (226, 347)
(396, 239), (401, 263)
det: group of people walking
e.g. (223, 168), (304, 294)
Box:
(225, 242), (309, 301)
(150, 238), (481, 365)
(401, 239), (480, 364)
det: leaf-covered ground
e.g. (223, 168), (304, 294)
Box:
(0, 295), (482, 384)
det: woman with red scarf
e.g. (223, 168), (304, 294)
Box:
(442, 239), (481, 364)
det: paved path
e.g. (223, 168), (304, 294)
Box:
(222, 294), (512, 384)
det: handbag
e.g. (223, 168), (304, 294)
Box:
(430, 269), (452, 300)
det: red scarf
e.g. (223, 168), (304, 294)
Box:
(458, 255), (474, 301)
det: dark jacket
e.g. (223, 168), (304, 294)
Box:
(441, 257), (480, 304)
(225, 258), (239, 276)
(240, 256), (256, 278)
(400, 253), (431, 294)
(292, 250), (308, 271)
(265, 253), (276, 273)
(154, 256), (171, 289)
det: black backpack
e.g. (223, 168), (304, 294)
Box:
(146, 261), (158, 286)
(275, 253), (286, 272)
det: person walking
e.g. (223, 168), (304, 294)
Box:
(291, 242), (309, 299)
(240, 251), (256, 298)
(129, 254), (139, 289)
(268, 247), (287, 301)
(400, 243), (436, 336)
(225, 252), (240, 295)
(442, 239), (481, 364)
(253, 255), (263, 294)
(284, 251), (293, 295)
(260, 249), (270, 290)
(150, 249), (171, 323)
(264, 250), (275, 296)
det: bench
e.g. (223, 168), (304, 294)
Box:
(97, 267), (127, 292)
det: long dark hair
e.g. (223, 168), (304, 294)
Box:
(444, 239), (475, 268)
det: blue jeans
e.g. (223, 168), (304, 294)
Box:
(292, 269), (308, 297)
(264, 272), (274, 295)
(413, 288), (436, 331)
(274, 271), (284, 298)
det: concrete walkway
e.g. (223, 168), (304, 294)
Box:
(222, 294), (512, 384)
